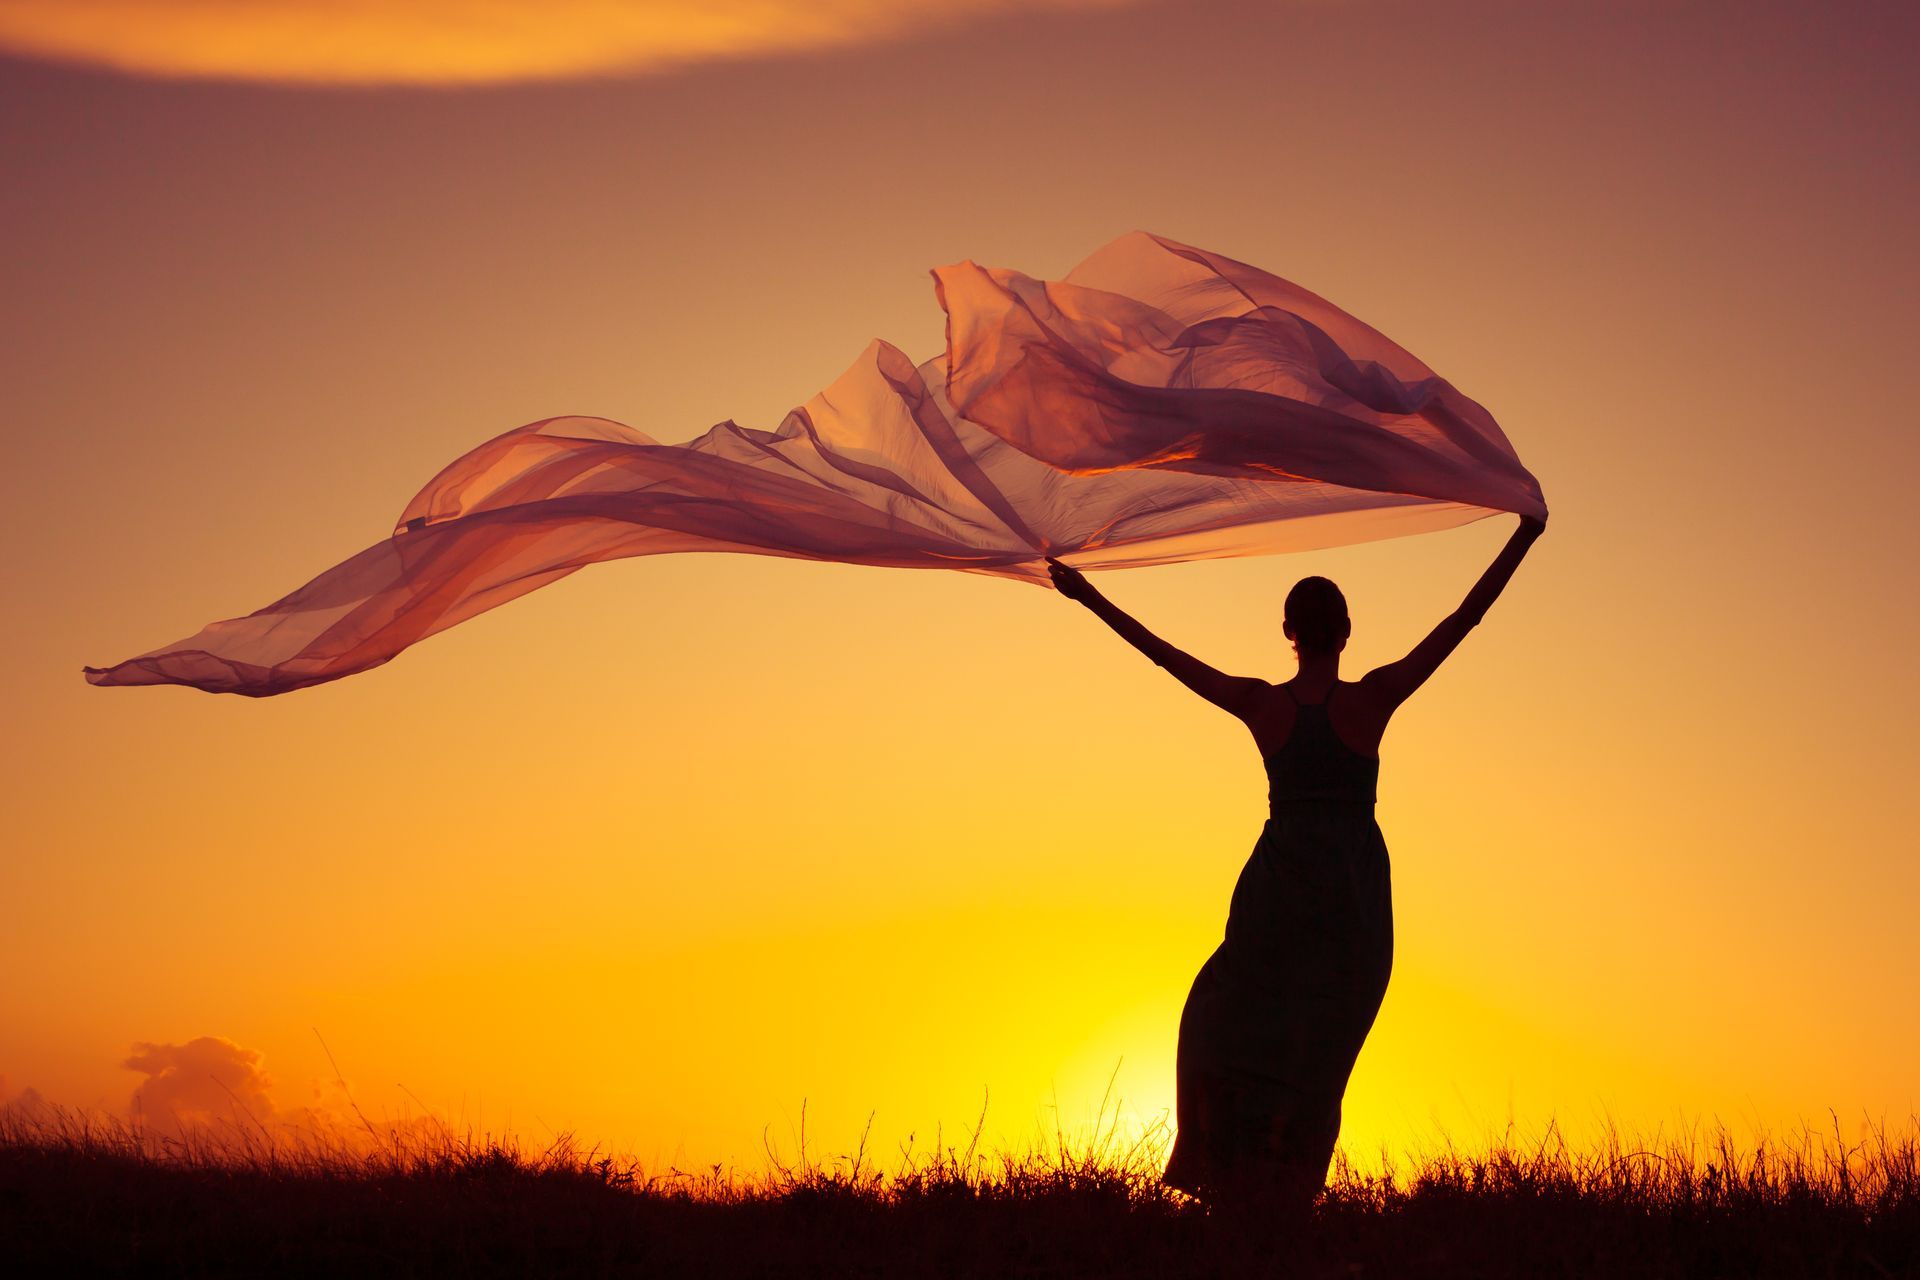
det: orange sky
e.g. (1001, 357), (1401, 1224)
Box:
(2, 0), (1915, 1168)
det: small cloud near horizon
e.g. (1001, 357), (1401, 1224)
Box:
(0, 0), (1133, 87)
(124, 1036), (279, 1138)
(119, 1035), (450, 1148)
(6, 1036), (447, 1147)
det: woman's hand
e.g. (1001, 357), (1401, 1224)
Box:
(1046, 557), (1097, 603)
(1518, 513), (1547, 541)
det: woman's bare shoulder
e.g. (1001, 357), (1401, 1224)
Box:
(1241, 680), (1294, 752)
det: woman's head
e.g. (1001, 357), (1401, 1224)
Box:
(1284, 576), (1350, 657)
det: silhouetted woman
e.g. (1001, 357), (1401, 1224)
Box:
(1046, 513), (1545, 1215)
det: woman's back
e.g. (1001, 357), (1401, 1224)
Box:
(1264, 683), (1379, 808)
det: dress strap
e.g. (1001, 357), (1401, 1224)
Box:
(1284, 678), (1339, 707)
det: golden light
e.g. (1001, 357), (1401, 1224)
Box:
(0, 0), (1130, 86)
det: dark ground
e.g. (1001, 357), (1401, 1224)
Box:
(3, 1117), (1915, 1278)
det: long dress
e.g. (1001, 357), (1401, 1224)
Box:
(1163, 680), (1394, 1202)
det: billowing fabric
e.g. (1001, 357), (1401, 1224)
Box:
(1164, 684), (1392, 1202)
(84, 232), (1545, 696)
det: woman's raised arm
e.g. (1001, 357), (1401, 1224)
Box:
(1362, 515), (1546, 711)
(1047, 558), (1266, 718)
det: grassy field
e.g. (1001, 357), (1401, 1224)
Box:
(2, 1105), (1914, 1278)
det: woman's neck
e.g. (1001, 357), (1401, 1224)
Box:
(1293, 653), (1341, 687)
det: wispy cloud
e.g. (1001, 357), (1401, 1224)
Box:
(0, 0), (1130, 86)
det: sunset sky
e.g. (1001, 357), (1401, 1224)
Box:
(2, 0), (1915, 1169)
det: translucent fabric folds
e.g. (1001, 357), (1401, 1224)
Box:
(85, 232), (1545, 696)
